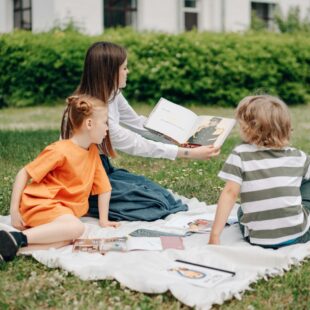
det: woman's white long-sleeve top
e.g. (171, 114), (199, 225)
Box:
(108, 93), (178, 159)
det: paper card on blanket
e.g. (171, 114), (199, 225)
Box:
(167, 260), (235, 288)
(73, 237), (127, 253)
(161, 236), (184, 250)
(164, 214), (214, 234)
(164, 212), (238, 234)
(72, 236), (184, 254)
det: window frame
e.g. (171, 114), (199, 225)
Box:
(181, 0), (200, 32)
(251, 1), (277, 30)
(13, 0), (32, 31)
(104, 0), (138, 29)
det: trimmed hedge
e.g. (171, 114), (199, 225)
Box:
(0, 28), (309, 107)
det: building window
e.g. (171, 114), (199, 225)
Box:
(183, 0), (199, 31)
(184, 0), (197, 9)
(251, 1), (276, 30)
(14, 0), (32, 30)
(104, 0), (137, 28)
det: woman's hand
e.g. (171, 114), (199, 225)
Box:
(178, 145), (221, 160)
(11, 209), (26, 231)
(99, 219), (120, 228)
(208, 233), (220, 245)
(191, 145), (221, 160)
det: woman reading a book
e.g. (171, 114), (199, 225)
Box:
(73, 41), (220, 222)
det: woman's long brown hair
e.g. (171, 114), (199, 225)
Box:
(74, 42), (127, 157)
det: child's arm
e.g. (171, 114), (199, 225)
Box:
(10, 167), (31, 230)
(209, 180), (240, 245)
(98, 191), (120, 228)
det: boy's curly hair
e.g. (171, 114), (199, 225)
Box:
(236, 95), (291, 148)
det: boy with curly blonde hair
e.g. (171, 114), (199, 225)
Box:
(209, 95), (310, 248)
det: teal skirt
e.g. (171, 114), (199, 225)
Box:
(88, 155), (188, 221)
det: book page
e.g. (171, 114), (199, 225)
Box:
(99, 237), (128, 252)
(187, 219), (213, 233)
(188, 116), (236, 147)
(137, 129), (176, 145)
(73, 239), (102, 253)
(128, 236), (184, 250)
(164, 213), (215, 234)
(167, 261), (234, 288)
(164, 212), (237, 233)
(145, 98), (198, 144)
(160, 236), (184, 250)
(126, 237), (162, 251)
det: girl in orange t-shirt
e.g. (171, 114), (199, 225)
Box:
(0, 95), (119, 262)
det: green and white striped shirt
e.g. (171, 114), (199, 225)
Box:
(219, 144), (310, 246)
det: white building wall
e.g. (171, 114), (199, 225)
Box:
(250, 0), (310, 17)
(200, 0), (212, 31)
(225, 0), (250, 32)
(32, 0), (103, 35)
(53, 0), (102, 35)
(279, 0), (310, 18)
(223, 0), (310, 32)
(0, 0), (13, 33)
(1, 0), (310, 34)
(32, 0), (55, 32)
(200, 0), (249, 32)
(200, 0), (219, 32)
(138, 0), (179, 33)
(213, 0), (225, 32)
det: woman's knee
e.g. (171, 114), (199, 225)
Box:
(71, 219), (85, 239)
(56, 215), (85, 239)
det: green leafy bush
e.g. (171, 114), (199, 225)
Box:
(0, 28), (309, 107)
(275, 6), (310, 33)
(0, 30), (92, 107)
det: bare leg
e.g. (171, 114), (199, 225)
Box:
(18, 240), (72, 253)
(23, 214), (85, 244)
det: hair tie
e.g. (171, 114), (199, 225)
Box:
(66, 95), (79, 106)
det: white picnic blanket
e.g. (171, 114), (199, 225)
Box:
(1, 193), (309, 310)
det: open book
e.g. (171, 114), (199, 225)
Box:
(144, 98), (236, 147)
(72, 236), (184, 254)
(168, 259), (235, 288)
(164, 211), (238, 235)
(164, 214), (215, 234)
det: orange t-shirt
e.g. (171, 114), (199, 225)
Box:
(20, 140), (111, 227)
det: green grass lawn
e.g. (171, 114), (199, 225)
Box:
(0, 104), (309, 309)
